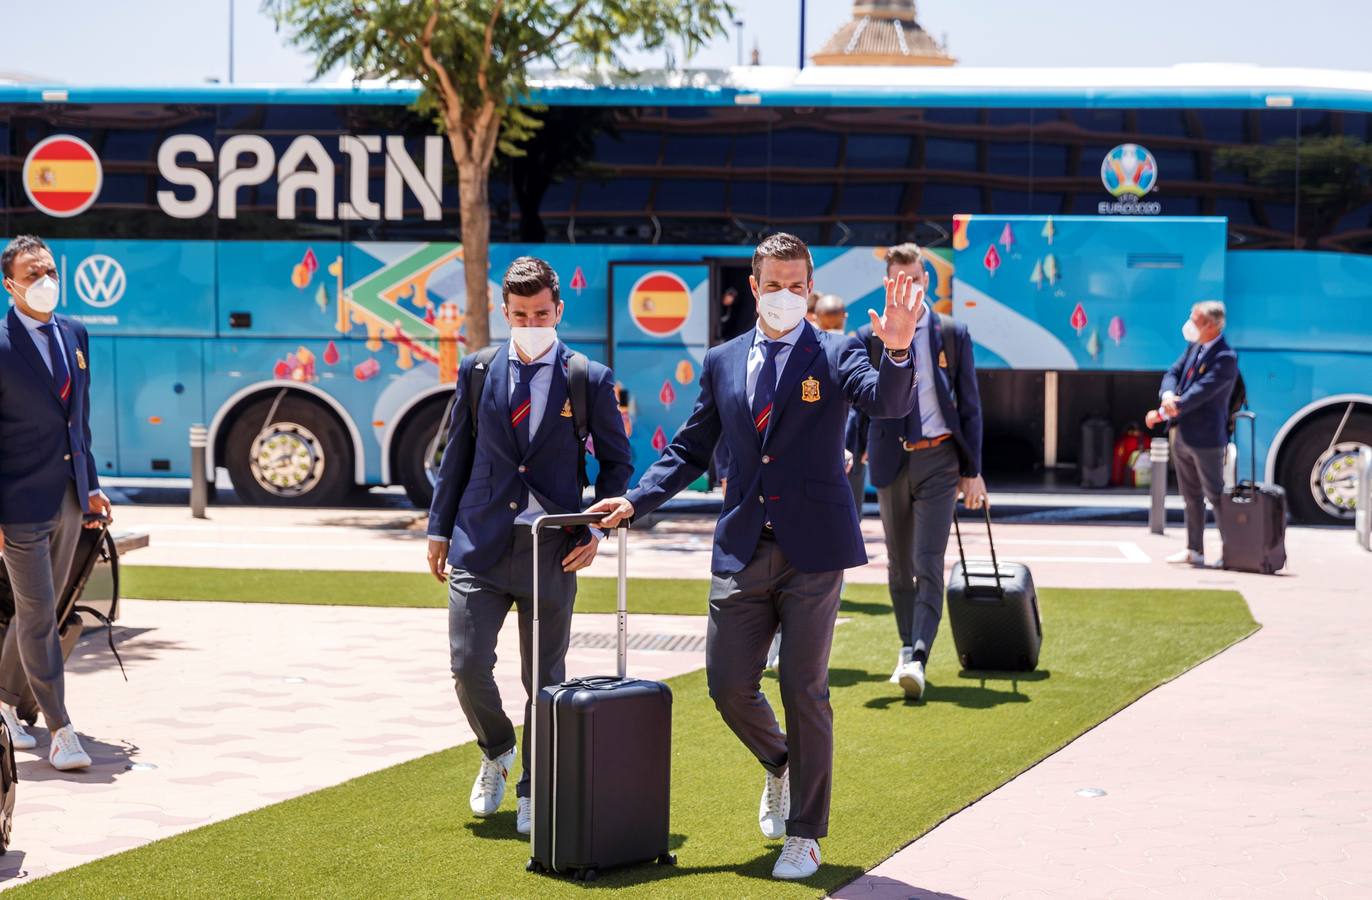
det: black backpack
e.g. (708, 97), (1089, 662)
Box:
(1227, 370), (1247, 438)
(432, 345), (594, 489)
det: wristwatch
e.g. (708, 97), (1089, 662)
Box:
(886, 347), (910, 362)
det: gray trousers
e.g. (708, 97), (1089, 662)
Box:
(707, 531), (843, 839)
(876, 441), (961, 659)
(1172, 429), (1227, 554)
(448, 526), (576, 798)
(0, 483), (82, 732)
(848, 460), (867, 514)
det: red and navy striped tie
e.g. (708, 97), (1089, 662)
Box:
(510, 359), (542, 452)
(751, 340), (785, 439)
(38, 323), (72, 409)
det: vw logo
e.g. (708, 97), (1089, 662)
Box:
(74, 254), (126, 308)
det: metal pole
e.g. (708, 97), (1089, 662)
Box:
(1149, 437), (1169, 535)
(189, 424), (209, 519)
(1356, 446), (1371, 552)
(734, 19), (744, 67)
(616, 527), (628, 679)
(228, 0), (235, 84)
(798, 0), (807, 69)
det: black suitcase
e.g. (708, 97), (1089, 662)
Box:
(1221, 412), (1287, 574)
(947, 506), (1043, 671)
(0, 522), (124, 726)
(1080, 416), (1113, 488)
(527, 515), (675, 883)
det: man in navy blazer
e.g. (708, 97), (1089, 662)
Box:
(590, 233), (920, 881)
(1147, 300), (1239, 566)
(426, 257), (632, 836)
(0, 235), (112, 771)
(859, 243), (986, 701)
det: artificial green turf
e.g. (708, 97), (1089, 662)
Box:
(120, 566), (709, 615)
(16, 584), (1257, 899)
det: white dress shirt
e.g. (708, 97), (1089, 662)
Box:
(13, 305), (67, 376)
(910, 302), (951, 439)
(507, 339), (558, 527)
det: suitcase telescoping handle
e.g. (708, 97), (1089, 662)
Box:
(952, 503), (1006, 595)
(528, 513), (628, 861)
(1234, 410), (1258, 487)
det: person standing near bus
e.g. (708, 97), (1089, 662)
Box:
(0, 235), (112, 771)
(425, 256), (632, 836)
(589, 233), (920, 880)
(856, 243), (987, 701)
(1146, 300), (1238, 566)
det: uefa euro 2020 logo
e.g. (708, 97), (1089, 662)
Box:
(1099, 144), (1161, 215)
(1101, 144), (1158, 198)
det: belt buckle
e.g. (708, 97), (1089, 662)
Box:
(901, 438), (922, 452)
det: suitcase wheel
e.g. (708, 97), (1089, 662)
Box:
(657, 852), (678, 866)
(525, 858), (545, 874)
(575, 868), (598, 883)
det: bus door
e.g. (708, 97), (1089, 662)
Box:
(608, 261), (711, 484)
(707, 257), (757, 346)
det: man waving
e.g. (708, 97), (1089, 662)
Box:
(591, 233), (920, 880)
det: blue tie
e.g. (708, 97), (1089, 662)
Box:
(906, 357), (924, 443)
(1179, 344), (1200, 392)
(510, 359), (543, 453)
(751, 340), (785, 439)
(38, 323), (72, 408)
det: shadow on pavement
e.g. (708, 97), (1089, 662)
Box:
(831, 874), (971, 899)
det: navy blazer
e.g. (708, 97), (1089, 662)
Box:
(428, 342), (634, 573)
(859, 314), (984, 487)
(0, 308), (100, 525)
(1158, 334), (1239, 449)
(627, 323), (917, 575)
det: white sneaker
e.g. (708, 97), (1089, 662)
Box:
(469, 747), (516, 816)
(758, 768), (790, 839)
(765, 631), (782, 671)
(888, 646), (914, 684)
(1166, 548), (1204, 566)
(0, 704), (36, 751)
(48, 725), (91, 771)
(896, 659), (926, 700)
(772, 836), (821, 879)
(516, 796), (532, 835)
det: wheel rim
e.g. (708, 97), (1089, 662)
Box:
(249, 421), (326, 498)
(424, 428), (442, 487)
(1309, 441), (1367, 520)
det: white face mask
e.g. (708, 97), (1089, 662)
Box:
(15, 275), (59, 314)
(1181, 319), (1201, 343)
(757, 288), (807, 333)
(510, 326), (557, 360)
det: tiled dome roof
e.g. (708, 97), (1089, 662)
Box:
(813, 1), (955, 67)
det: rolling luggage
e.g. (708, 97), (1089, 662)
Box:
(1080, 416), (1113, 488)
(947, 506), (1042, 671)
(1221, 412), (1287, 574)
(528, 514), (675, 883)
(0, 521), (125, 726)
(0, 714), (14, 853)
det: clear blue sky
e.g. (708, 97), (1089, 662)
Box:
(6, 0), (1370, 85)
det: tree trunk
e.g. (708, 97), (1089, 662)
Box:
(457, 157), (492, 351)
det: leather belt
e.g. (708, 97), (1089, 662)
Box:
(901, 433), (952, 452)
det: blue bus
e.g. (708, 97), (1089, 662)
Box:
(2, 66), (1369, 523)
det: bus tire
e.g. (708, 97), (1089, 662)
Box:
(224, 395), (354, 506)
(1277, 408), (1372, 525)
(394, 397), (450, 510)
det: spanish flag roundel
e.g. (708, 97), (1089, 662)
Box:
(23, 135), (103, 218)
(628, 271), (691, 337)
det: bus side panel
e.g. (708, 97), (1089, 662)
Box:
(1227, 250), (1372, 358)
(114, 337), (205, 477)
(1234, 348), (1372, 480)
(88, 336), (120, 480)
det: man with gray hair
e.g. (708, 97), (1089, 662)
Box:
(1147, 300), (1239, 566)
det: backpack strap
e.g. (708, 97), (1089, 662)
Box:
(466, 345), (503, 439)
(567, 351), (592, 490)
(939, 315), (959, 377)
(867, 330), (884, 369)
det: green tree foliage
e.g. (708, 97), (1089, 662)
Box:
(265, 0), (734, 349)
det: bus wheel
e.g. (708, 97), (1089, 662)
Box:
(224, 396), (353, 506)
(1279, 409), (1372, 525)
(394, 398), (449, 510)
